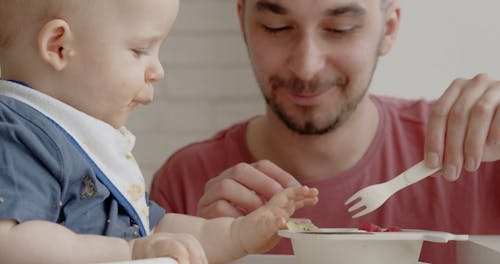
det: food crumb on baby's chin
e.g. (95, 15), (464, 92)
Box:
(286, 218), (320, 232)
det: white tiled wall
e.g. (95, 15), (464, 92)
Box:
(127, 0), (265, 188)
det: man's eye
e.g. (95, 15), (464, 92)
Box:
(326, 27), (355, 34)
(262, 25), (291, 34)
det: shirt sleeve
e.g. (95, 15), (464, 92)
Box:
(147, 198), (166, 230)
(0, 119), (64, 223)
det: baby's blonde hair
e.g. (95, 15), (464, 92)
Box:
(0, 0), (79, 49)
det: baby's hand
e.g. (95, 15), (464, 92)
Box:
(129, 232), (208, 264)
(232, 186), (319, 254)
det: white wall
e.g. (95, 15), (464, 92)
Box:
(126, 0), (500, 188)
(372, 1), (500, 98)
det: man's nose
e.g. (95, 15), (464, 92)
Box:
(146, 58), (165, 83)
(287, 34), (326, 81)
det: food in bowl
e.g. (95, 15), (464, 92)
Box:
(286, 218), (320, 232)
(358, 223), (402, 232)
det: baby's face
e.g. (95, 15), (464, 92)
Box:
(60, 0), (179, 128)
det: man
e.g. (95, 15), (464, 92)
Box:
(150, 0), (500, 263)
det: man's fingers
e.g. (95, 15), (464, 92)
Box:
(252, 160), (301, 188)
(486, 106), (500, 146)
(425, 78), (465, 169)
(205, 161), (298, 205)
(200, 176), (264, 210)
(198, 161), (301, 218)
(463, 86), (500, 169)
(197, 199), (244, 218)
(443, 75), (491, 180)
(426, 74), (500, 180)
(227, 161), (297, 200)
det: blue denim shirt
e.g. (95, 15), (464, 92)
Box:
(0, 94), (165, 240)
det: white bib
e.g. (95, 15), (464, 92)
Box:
(0, 80), (150, 235)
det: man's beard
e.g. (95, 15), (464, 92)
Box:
(262, 70), (374, 135)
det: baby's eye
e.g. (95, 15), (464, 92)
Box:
(132, 48), (149, 57)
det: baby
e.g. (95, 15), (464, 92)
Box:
(0, 1), (318, 263)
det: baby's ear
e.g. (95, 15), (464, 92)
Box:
(38, 19), (75, 71)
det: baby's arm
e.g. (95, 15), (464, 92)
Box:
(0, 219), (207, 263)
(0, 219), (131, 263)
(156, 185), (318, 264)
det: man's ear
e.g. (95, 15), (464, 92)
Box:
(38, 19), (74, 71)
(237, 0), (247, 44)
(378, 2), (401, 56)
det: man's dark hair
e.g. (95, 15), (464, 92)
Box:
(241, 0), (390, 10)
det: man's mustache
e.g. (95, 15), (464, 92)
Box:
(269, 75), (347, 94)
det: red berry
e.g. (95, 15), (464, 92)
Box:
(358, 223), (382, 232)
(384, 226), (402, 232)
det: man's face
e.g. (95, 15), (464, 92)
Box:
(239, 0), (398, 135)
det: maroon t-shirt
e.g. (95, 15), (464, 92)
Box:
(150, 95), (500, 264)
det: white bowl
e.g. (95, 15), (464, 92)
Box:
(278, 228), (468, 264)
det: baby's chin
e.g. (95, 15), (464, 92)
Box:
(104, 116), (129, 129)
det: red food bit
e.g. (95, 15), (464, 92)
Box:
(358, 223), (382, 232)
(358, 223), (402, 232)
(384, 226), (402, 232)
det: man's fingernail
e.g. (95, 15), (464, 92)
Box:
(426, 152), (440, 168)
(444, 165), (457, 181)
(465, 156), (476, 171)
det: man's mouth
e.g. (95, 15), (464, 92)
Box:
(285, 87), (334, 106)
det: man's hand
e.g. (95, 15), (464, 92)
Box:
(197, 160), (300, 218)
(425, 73), (500, 181)
(130, 232), (208, 264)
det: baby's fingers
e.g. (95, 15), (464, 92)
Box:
(132, 233), (207, 264)
(296, 186), (319, 202)
(264, 186), (319, 221)
(269, 186), (318, 206)
(173, 234), (208, 264)
(294, 196), (320, 210)
(236, 186), (318, 255)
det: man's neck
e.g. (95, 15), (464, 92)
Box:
(247, 95), (380, 182)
